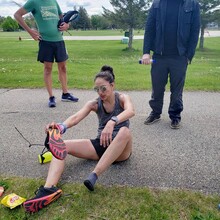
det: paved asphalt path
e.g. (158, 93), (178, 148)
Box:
(0, 89), (220, 195)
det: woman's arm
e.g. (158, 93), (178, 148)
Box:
(116, 93), (135, 124)
(62, 99), (98, 129)
(100, 93), (135, 147)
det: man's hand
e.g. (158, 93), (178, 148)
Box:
(29, 29), (42, 41)
(58, 22), (70, 31)
(141, 54), (152, 65)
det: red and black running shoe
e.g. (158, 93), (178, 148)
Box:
(23, 186), (62, 213)
(45, 127), (67, 160)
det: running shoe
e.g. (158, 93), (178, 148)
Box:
(45, 127), (67, 160)
(144, 115), (160, 125)
(61, 93), (79, 102)
(170, 119), (181, 129)
(23, 185), (62, 213)
(48, 96), (56, 108)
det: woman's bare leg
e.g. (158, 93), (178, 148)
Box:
(84, 127), (132, 191)
(93, 127), (132, 176)
(45, 139), (99, 188)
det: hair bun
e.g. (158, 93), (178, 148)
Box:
(101, 65), (113, 73)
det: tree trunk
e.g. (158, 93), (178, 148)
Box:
(199, 26), (205, 50)
(128, 28), (133, 50)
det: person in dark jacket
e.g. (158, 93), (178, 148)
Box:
(141, 0), (200, 129)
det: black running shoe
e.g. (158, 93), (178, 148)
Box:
(170, 119), (181, 129)
(144, 115), (160, 125)
(23, 186), (62, 213)
(61, 93), (79, 102)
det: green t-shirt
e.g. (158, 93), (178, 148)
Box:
(23, 0), (63, 41)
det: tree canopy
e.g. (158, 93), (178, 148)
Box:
(1, 16), (19, 31)
(199, 0), (220, 49)
(103, 0), (151, 50)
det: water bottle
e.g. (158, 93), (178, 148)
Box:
(139, 59), (155, 64)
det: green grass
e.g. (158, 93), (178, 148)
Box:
(0, 31), (219, 91)
(0, 29), (144, 38)
(1, 176), (220, 220)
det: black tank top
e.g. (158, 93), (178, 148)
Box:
(96, 92), (129, 139)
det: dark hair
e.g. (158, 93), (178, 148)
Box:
(94, 65), (115, 83)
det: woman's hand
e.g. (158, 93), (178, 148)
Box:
(45, 122), (57, 133)
(100, 120), (115, 148)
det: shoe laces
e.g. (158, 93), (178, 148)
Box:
(34, 186), (44, 196)
(49, 96), (55, 101)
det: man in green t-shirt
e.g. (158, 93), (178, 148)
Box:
(14, 0), (79, 107)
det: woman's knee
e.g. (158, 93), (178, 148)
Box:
(117, 127), (131, 139)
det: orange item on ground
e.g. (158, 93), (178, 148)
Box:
(0, 186), (4, 197)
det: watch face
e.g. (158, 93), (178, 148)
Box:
(111, 116), (118, 123)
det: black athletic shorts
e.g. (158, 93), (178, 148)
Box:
(90, 138), (131, 163)
(90, 138), (107, 158)
(38, 40), (68, 63)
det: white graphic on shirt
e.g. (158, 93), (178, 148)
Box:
(40, 6), (57, 20)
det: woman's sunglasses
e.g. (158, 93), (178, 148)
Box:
(93, 85), (108, 93)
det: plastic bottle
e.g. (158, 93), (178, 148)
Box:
(139, 59), (155, 64)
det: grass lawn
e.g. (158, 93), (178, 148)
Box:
(1, 176), (220, 220)
(0, 31), (219, 91)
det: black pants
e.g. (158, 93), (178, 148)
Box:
(149, 55), (188, 120)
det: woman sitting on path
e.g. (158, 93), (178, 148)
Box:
(23, 65), (135, 213)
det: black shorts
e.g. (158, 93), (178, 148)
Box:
(90, 138), (131, 163)
(90, 138), (107, 158)
(38, 40), (68, 63)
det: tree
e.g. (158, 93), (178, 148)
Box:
(91, 15), (111, 30)
(2, 16), (19, 31)
(199, 0), (220, 49)
(0, 16), (5, 28)
(103, 0), (151, 50)
(72, 6), (91, 30)
(23, 14), (37, 30)
(215, 10), (220, 25)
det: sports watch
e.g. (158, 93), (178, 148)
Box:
(111, 116), (119, 125)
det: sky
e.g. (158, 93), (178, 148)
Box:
(0, 0), (113, 18)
